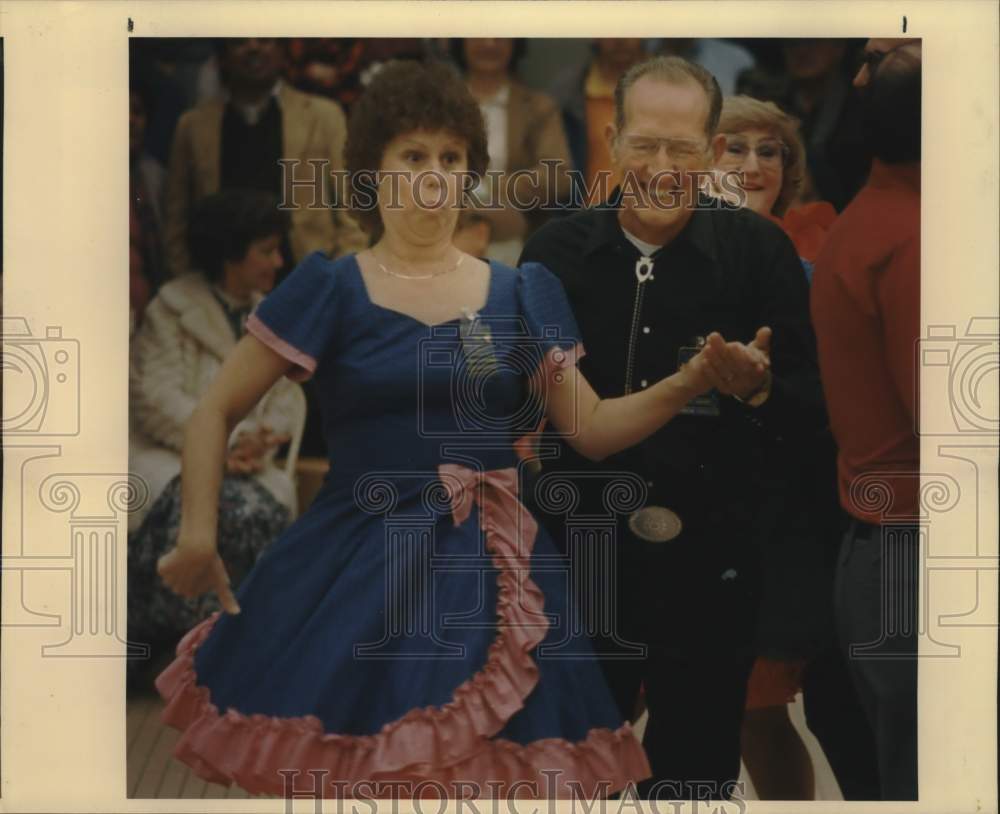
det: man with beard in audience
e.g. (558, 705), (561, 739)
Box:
(811, 37), (922, 801)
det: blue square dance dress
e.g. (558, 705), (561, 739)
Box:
(155, 252), (651, 798)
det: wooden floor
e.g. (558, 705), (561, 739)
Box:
(127, 691), (255, 799)
(127, 689), (842, 800)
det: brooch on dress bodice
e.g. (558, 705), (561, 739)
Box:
(459, 308), (497, 378)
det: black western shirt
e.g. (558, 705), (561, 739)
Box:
(519, 193), (827, 561)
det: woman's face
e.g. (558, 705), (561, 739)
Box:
(224, 234), (283, 297)
(714, 128), (785, 216)
(463, 38), (514, 76)
(377, 129), (470, 244)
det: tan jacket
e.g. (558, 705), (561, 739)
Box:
(505, 80), (574, 206)
(163, 84), (368, 278)
(478, 81), (573, 243)
(128, 273), (302, 532)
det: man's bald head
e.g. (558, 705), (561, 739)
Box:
(860, 39), (922, 164)
(854, 38), (921, 87)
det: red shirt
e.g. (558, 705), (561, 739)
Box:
(770, 200), (838, 263)
(811, 160), (920, 524)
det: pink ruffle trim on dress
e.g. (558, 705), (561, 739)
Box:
(155, 463), (650, 798)
(246, 312), (316, 382)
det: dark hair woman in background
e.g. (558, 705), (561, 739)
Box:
(128, 190), (303, 684)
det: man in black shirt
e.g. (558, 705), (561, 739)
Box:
(519, 55), (825, 799)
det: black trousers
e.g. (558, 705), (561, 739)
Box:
(801, 643), (882, 799)
(601, 636), (756, 801)
(574, 525), (759, 801)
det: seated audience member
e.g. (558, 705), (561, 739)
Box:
(549, 38), (648, 205)
(283, 38), (434, 112)
(811, 38), (922, 802)
(163, 38), (367, 280)
(285, 38), (369, 111)
(451, 38), (573, 263)
(130, 80), (167, 334)
(736, 39), (871, 211)
(164, 37), (368, 459)
(128, 190), (302, 679)
(653, 39), (756, 95)
(129, 38), (216, 167)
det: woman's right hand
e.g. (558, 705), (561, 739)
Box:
(157, 537), (241, 615)
(677, 341), (718, 396)
(226, 425), (291, 474)
(226, 448), (263, 475)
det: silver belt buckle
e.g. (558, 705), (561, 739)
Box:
(628, 506), (683, 543)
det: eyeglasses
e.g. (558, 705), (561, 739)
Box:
(619, 134), (708, 162)
(719, 136), (789, 169)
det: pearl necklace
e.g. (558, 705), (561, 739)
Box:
(374, 249), (465, 280)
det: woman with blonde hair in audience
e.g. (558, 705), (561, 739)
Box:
(713, 95), (837, 271)
(711, 95), (844, 800)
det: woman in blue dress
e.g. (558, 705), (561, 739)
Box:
(154, 59), (767, 799)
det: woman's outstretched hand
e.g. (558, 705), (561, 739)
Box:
(677, 341), (717, 395)
(157, 538), (241, 615)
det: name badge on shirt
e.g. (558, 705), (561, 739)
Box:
(677, 340), (721, 417)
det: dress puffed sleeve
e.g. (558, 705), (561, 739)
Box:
(516, 261), (586, 385)
(246, 251), (345, 382)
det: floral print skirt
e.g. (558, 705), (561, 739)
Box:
(128, 474), (291, 663)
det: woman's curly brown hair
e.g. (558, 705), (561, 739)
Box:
(345, 59), (490, 238)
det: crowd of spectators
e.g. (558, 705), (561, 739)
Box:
(127, 36), (919, 803)
(129, 37), (872, 341)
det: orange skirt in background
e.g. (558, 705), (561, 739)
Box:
(745, 656), (807, 710)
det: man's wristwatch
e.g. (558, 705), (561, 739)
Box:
(732, 369), (772, 408)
